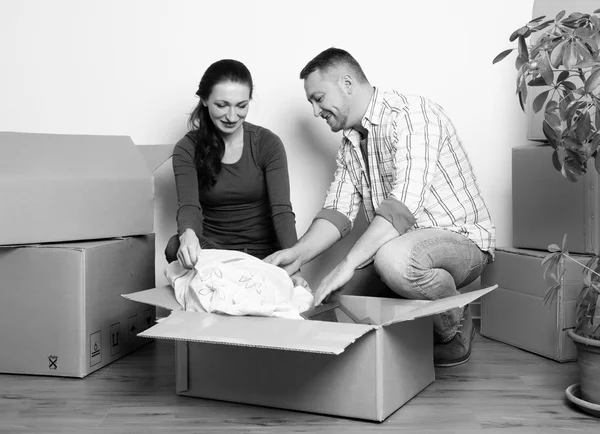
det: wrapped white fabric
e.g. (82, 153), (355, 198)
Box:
(164, 249), (313, 320)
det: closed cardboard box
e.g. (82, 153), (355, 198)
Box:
(0, 235), (157, 377)
(124, 285), (496, 422)
(512, 144), (599, 254)
(480, 247), (584, 362)
(0, 132), (172, 245)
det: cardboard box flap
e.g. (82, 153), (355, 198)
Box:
(381, 285), (498, 326)
(138, 309), (375, 355)
(0, 132), (150, 179)
(122, 286), (183, 312)
(0, 132), (155, 245)
(137, 144), (175, 172)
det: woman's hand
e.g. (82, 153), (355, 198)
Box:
(177, 228), (201, 269)
(263, 247), (303, 276)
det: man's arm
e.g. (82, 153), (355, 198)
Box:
(312, 215), (401, 306)
(264, 218), (341, 275)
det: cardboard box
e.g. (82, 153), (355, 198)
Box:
(512, 144), (599, 254)
(480, 247), (586, 362)
(123, 285), (496, 422)
(0, 132), (172, 245)
(0, 235), (157, 377)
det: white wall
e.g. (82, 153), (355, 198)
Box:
(0, 0), (533, 287)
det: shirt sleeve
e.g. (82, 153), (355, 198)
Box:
(374, 196), (416, 234)
(260, 131), (298, 249)
(172, 136), (204, 236)
(384, 99), (443, 225)
(316, 145), (362, 237)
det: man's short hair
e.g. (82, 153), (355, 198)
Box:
(299, 47), (368, 82)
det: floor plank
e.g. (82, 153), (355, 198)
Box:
(1, 332), (599, 433)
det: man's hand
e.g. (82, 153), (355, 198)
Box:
(263, 248), (303, 276)
(177, 229), (201, 269)
(312, 259), (356, 307)
(290, 271), (311, 291)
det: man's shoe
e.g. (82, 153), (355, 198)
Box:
(433, 306), (475, 368)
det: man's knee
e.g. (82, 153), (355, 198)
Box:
(373, 240), (412, 287)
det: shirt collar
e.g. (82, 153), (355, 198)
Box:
(342, 86), (383, 144)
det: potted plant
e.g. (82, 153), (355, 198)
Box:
(542, 235), (600, 411)
(494, 9), (600, 416)
(493, 9), (600, 182)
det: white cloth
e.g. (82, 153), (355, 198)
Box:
(164, 249), (313, 320)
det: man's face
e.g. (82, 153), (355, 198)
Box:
(303, 70), (350, 133)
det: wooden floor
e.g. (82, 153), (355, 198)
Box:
(1, 331), (599, 434)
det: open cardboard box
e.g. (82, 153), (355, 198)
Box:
(0, 132), (173, 245)
(123, 284), (497, 422)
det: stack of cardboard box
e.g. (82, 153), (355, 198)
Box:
(0, 132), (172, 377)
(480, 144), (598, 362)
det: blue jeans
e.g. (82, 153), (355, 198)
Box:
(372, 228), (492, 343)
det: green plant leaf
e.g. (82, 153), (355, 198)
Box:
(556, 10), (566, 22)
(595, 150), (600, 174)
(543, 120), (561, 148)
(545, 112), (561, 130)
(516, 54), (528, 69)
(565, 101), (586, 126)
(578, 35), (598, 54)
(542, 251), (561, 267)
(563, 42), (578, 69)
(546, 100), (559, 112)
(493, 49), (514, 64)
(563, 157), (585, 181)
(552, 148), (563, 170)
(562, 233), (568, 252)
(517, 26), (532, 39)
(551, 40), (568, 68)
(539, 58), (554, 85)
(509, 28), (521, 42)
(561, 163), (580, 182)
(585, 68), (600, 93)
(564, 136), (583, 152)
(544, 284), (561, 306)
(557, 70), (570, 83)
(576, 112), (593, 142)
(574, 59), (600, 68)
(518, 91), (525, 111)
(548, 244), (561, 252)
(585, 134), (600, 157)
(561, 80), (577, 91)
(529, 15), (546, 24)
(534, 21), (553, 32)
(532, 90), (550, 113)
(527, 76), (548, 86)
(518, 36), (529, 62)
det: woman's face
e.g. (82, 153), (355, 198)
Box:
(203, 81), (251, 137)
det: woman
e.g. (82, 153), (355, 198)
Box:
(165, 59), (304, 284)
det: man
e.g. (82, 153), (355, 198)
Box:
(264, 47), (495, 367)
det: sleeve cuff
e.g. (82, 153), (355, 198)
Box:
(314, 208), (352, 237)
(375, 197), (416, 234)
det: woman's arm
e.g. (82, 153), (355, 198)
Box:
(260, 132), (298, 249)
(173, 136), (204, 236)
